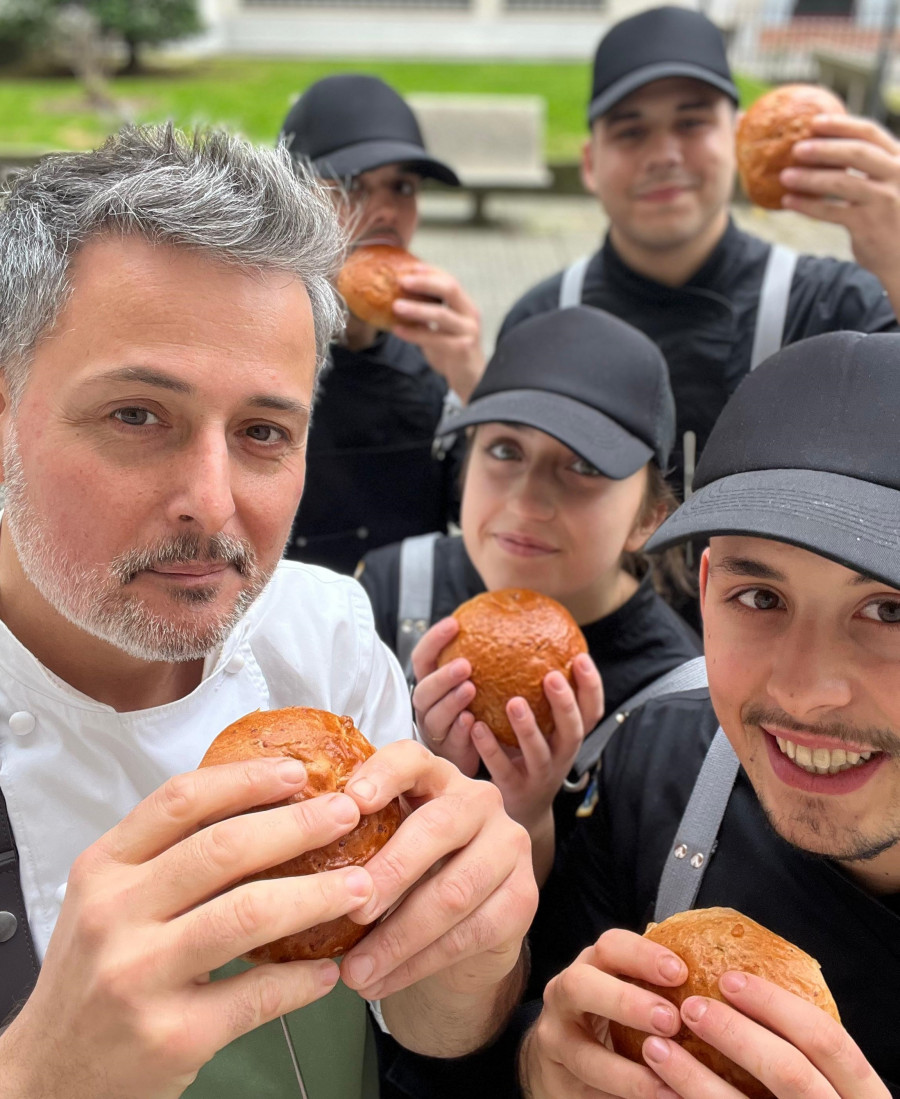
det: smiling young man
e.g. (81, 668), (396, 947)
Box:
(499, 5), (900, 503)
(0, 126), (536, 1099)
(278, 75), (484, 574)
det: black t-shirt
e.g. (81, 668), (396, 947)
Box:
(499, 222), (898, 495)
(359, 533), (701, 844)
(285, 333), (463, 575)
(380, 691), (900, 1098)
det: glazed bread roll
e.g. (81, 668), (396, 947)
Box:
(337, 243), (435, 330)
(736, 83), (846, 209)
(436, 588), (588, 748)
(609, 907), (841, 1099)
(199, 707), (402, 963)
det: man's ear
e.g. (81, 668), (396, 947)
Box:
(698, 546), (711, 618)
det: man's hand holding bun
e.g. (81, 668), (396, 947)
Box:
(337, 737), (538, 1057)
(0, 757), (375, 1099)
(520, 909), (889, 1099)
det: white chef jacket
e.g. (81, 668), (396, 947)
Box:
(0, 559), (414, 959)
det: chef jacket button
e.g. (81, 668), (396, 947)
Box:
(9, 711), (35, 736)
(0, 911), (17, 943)
(55, 882), (67, 906)
(225, 653), (246, 674)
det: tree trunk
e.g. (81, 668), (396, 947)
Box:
(122, 35), (140, 74)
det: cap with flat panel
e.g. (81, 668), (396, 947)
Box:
(436, 305), (675, 480)
(588, 5), (739, 124)
(279, 73), (460, 186)
(646, 331), (900, 589)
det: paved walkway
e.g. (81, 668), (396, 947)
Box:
(416, 191), (856, 354)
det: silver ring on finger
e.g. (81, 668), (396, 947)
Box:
(427, 320), (440, 333)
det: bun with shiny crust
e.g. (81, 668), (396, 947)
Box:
(337, 243), (434, 330)
(609, 907), (841, 1099)
(736, 83), (846, 209)
(436, 588), (588, 748)
(199, 707), (402, 963)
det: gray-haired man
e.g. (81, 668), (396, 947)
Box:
(0, 126), (536, 1099)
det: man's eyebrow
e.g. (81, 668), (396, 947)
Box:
(710, 557), (786, 582)
(248, 395), (310, 417)
(677, 99), (716, 111)
(90, 366), (194, 394)
(605, 107), (643, 124)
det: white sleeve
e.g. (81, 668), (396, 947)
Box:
(346, 579), (416, 750)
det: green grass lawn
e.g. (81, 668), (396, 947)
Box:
(0, 56), (770, 161)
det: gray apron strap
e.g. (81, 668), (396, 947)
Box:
(653, 727), (741, 922)
(566, 656), (708, 787)
(0, 786), (40, 1028)
(558, 255), (590, 308)
(749, 244), (797, 371)
(396, 532), (440, 683)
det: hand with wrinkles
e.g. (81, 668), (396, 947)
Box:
(390, 263), (485, 401)
(520, 929), (888, 1099)
(0, 757), (375, 1099)
(338, 738), (538, 1055)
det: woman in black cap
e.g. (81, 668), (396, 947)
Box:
(358, 305), (700, 877)
(278, 74), (484, 575)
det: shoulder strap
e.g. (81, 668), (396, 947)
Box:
(396, 532), (441, 683)
(750, 244), (798, 371)
(0, 786), (40, 1027)
(653, 727), (741, 922)
(558, 255), (591, 308)
(566, 656), (708, 785)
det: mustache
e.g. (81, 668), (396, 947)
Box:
(110, 532), (256, 584)
(742, 705), (900, 755)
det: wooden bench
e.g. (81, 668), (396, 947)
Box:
(407, 93), (553, 224)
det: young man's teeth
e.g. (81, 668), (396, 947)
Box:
(774, 736), (873, 774)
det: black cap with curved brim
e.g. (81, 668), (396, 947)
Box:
(645, 331), (900, 589)
(588, 6), (739, 124)
(279, 73), (460, 187)
(436, 306), (675, 480)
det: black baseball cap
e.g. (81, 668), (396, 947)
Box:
(588, 6), (739, 124)
(436, 306), (675, 480)
(646, 332), (900, 589)
(279, 73), (460, 186)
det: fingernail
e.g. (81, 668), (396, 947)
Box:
(344, 869), (372, 898)
(682, 997), (708, 1023)
(318, 961), (340, 989)
(327, 794), (358, 825)
(658, 953), (686, 982)
(277, 758), (306, 783)
(348, 779), (375, 801)
(509, 699), (527, 719)
(643, 1037), (671, 1064)
(720, 971), (747, 994)
(345, 953), (374, 985)
(651, 1005), (677, 1034)
(451, 659), (469, 678)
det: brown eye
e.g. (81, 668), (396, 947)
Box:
(736, 588), (781, 611)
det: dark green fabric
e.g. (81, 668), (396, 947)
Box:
(185, 961), (379, 1099)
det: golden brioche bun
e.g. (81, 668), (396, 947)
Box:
(436, 588), (588, 748)
(736, 83), (846, 209)
(336, 243), (435, 330)
(609, 907), (841, 1099)
(198, 707), (402, 963)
